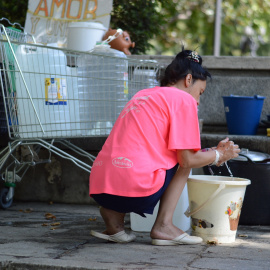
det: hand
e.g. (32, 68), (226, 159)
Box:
(215, 137), (240, 166)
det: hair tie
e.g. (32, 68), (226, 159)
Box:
(186, 51), (200, 63)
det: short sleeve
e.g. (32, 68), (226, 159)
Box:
(168, 94), (201, 151)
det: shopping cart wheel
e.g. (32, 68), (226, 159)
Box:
(0, 187), (13, 209)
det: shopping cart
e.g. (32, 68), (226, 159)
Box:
(0, 23), (161, 208)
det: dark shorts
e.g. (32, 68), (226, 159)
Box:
(92, 164), (178, 217)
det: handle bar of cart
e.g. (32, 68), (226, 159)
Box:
(0, 24), (44, 133)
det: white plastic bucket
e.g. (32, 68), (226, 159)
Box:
(130, 183), (190, 232)
(67, 22), (107, 51)
(186, 175), (251, 243)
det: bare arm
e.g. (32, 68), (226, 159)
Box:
(177, 149), (216, 168)
(177, 137), (240, 169)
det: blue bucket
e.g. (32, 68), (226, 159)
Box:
(223, 95), (265, 135)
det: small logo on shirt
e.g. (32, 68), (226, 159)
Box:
(121, 95), (151, 118)
(112, 157), (133, 168)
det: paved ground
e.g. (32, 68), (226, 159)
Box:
(0, 202), (270, 270)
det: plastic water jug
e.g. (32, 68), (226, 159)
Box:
(15, 44), (80, 138)
(129, 63), (159, 99)
(77, 43), (128, 135)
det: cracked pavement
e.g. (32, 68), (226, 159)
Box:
(0, 202), (270, 270)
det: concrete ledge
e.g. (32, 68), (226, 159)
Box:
(10, 132), (269, 205)
(130, 55), (270, 126)
(130, 55), (270, 70)
(68, 133), (270, 154)
(201, 133), (270, 154)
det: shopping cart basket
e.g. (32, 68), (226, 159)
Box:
(0, 24), (161, 208)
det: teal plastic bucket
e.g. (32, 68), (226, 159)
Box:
(223, 95), (265, 135)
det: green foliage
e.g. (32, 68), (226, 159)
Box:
(149, 0), (270, 56)
(220, 0), (270, 56)
(0, 1), (28, 29)
(110, 0), (177, 54)
(1, 0), (270, 56)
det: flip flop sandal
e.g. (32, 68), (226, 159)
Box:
(90, 230), (136, 243)
(152, 233), (203, 245)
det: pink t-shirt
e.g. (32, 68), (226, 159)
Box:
(89, 86), (201, 197)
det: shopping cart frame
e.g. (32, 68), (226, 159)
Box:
(0, 23), (160, 209)
(0, 24), (97, 208)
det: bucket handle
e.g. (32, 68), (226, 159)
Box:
(184, 183), (226, 217)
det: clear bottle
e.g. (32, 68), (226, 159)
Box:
(129, 61), (159, 100)
(77, 42), (128, 135)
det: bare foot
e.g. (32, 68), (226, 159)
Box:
(150, 222), (185, 240)
(100, 207), (126, 235)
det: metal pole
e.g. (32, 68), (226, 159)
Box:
(214, 0), (222, 56)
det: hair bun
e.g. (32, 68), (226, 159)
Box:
(186, 51), (201, 64)
(176, 50), (202, 65)
(160, 49), (210, 86)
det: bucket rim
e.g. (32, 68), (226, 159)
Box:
(68, 21), (107, 30)
(188, 175), (251, 186)
(222, 95), (265, 100)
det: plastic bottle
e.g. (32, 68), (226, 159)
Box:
(77, 42), (128, 135)
(129, 61), (159, 100)
(15, 44), (80, 138)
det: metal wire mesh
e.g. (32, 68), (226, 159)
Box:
(0, 26), (35, 44)
(0, 27), (161, 140)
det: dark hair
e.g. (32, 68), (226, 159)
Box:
(160, 49), (211, 86)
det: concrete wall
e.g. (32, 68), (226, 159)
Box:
(133, 55), (270, 126)
(3, 55), (270, 204)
